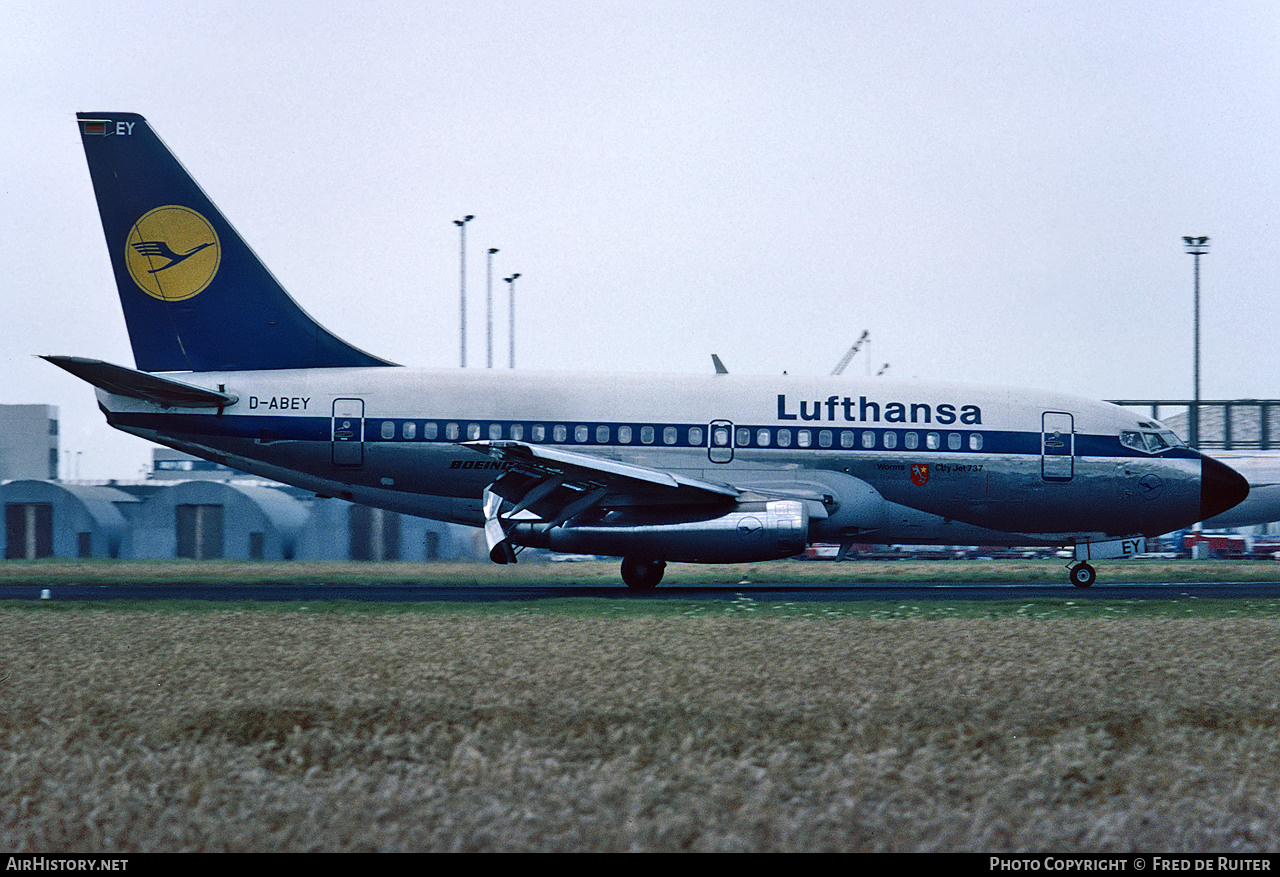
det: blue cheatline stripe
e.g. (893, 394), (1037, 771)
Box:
(109, 411), (1199, 462)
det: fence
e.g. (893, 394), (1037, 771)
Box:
(1107, 400), (1280, 450)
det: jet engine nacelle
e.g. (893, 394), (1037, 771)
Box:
(510, 499), (809, 563)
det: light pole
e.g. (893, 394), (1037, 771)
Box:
(504, 273), (521, 368)
(1183, 236), (1210, 447)
(486, 248), (499, 368)
(453, 215), (474, 367)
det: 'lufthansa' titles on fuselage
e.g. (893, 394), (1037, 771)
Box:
(776, 394), (982, 425)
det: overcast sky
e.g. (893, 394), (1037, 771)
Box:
(2, 1), (1277, 480)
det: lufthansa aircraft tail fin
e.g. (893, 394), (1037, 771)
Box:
(76, 113), (395, 372)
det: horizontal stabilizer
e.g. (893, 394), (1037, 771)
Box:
(42, 356), (238, 408)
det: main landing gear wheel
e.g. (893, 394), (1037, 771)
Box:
(621, 557), (666, 591)
(1069, 562), (1096, 588)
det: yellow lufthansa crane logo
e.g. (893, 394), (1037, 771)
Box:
(125, 206), (221, 301)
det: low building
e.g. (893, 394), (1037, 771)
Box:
(1, 476), (481, 562)
(0, 405), (59, 482)
(1, 479), (137, 559)
(2, 433), (481, 561)
(296, 498), (478, 561)
(125, 480), (309, 560)
(149, 449), (246, 481)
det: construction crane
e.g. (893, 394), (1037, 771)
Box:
(830, 330), (870, 376)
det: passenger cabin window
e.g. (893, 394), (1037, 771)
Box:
(663, 426), (678, 445)
(641, 426), (655, 444)
(402, 422), (416, 440)
(531, 424), (546, 442)
(381, 421), (395, 440)
(690, 426), (705, 446)
(423, 422), (439, 440)
(596, 425), (610, 443)
(575, 425), (589, 442)
(618, 425), (632, 443)
(489, 423), (503, 440)
(553, 425), (568, 442)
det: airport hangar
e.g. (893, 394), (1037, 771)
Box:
(0, 405), (480, 562)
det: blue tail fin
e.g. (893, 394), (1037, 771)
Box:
(77, 113), (395, 372)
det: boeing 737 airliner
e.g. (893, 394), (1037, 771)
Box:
(50, 113), (1249, 588)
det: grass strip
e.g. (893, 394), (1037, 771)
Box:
(3, 557), (1280, 586)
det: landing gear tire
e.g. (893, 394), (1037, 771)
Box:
(621, 557), (666, 591)
(1069, 562), (1096, 588)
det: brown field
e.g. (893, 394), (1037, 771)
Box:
(2, 610), (1279, 852)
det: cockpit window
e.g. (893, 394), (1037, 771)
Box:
(1143, 432), (1170, 453)
(1121, 429), (1186, 454)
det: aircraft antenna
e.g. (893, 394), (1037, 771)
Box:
(830, 330), (870, 376)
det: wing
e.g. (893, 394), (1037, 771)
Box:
(463, 439), (741, 562)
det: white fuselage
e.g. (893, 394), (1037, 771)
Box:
(97, 367), (1213, 550)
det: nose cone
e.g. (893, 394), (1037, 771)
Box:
(1201, 454), (1250, 522)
